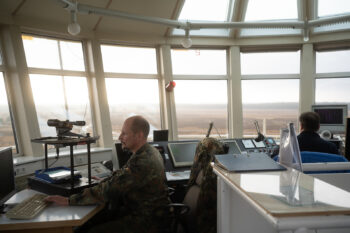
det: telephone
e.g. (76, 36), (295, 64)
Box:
(75, 162), (112, 179)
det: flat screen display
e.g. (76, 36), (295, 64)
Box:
(314, 108), (343, 124)
(0, 148), (16, 208)
(168, 142), (197, 167)
(241, 139), (255, 149)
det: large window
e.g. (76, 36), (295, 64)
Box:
(242, 0), (299, 37)
(241, 51), (300, 137)
(22, 35), (92, 137)
(172, 0), (232, 36)
(105, 79), (161, 140)
(29, 75), (92, 137)
(174, 80), (228, 139)
(101, 45), (161, 140)
(0, 73), (17, 151)
(316, 50), (350, 116)
(172, 49), (226, 75)
(171, 49), (228, 139)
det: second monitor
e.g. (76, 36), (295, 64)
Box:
(167, 141), (198, 168)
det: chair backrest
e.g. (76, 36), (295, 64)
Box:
(274, 151), (349, 173)
(300, 151), (348, 163)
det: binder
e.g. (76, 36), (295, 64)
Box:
(215, 152), (286, 172)
(35, 167), (81, 184)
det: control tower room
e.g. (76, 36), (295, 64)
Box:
(0, 0), (350, 232)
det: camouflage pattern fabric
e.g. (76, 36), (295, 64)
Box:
(69, 143), (169, 233)
(187, 137), (225, 233)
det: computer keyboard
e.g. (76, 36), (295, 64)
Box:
(6, 193), (49, 220)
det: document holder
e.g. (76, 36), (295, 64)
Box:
(215, 152), (287, 172)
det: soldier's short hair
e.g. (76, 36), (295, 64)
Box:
(129, 115), (150, 138)
(299, 111), (320, 132)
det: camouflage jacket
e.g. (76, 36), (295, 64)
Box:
(187, 137), (224, 233)
(69, 143), (169, 219)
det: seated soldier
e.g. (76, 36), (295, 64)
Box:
(298, 111), (339, 154)
(184, 137), (225, 233)
(45, 116), (169, 233)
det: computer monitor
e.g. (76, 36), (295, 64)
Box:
(312, 104), (348, 134)
(153, 130), (168, 142)
(0, 147), (16, 212)
(167, 141), (198, 168)
(115, 143), (132, 168)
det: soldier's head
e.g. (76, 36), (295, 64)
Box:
(299, 111), (320, 132)
(119, 115), (150, 153)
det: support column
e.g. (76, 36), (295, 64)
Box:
(299, 43), (315, 114)
(0, 25), (43, 156)
(84, 38), (113, 149)
(159, 45), (177, 140)
(228, 46), (243, 138)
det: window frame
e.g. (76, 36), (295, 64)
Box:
(100, 43), (163, 140)
(171, 47), (230, 139)
(22, 34), (96, 149)
(240, 50), (301, 138)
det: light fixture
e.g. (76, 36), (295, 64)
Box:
(67, 2), (80, 36)
(181, 29), (192, 49)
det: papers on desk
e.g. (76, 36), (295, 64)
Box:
(215, 152), (286, 172)
(166, 170), (191, 181)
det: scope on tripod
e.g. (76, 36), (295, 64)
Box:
(47, 119), (86, 138)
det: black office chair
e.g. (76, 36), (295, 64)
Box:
(155, 187), (190, 233)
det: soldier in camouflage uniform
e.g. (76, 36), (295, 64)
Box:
(186, 137), (225, 233)
(46, 116), (169, 233)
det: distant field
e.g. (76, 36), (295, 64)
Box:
(1, 102), (349, 144)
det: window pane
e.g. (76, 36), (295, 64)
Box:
(105, 78), (161, 140)
(242, 79), (299, 137)
(172, 49), (226, 75)
(0, 73), (16, 151)
(101, 45), (157, 74)
(178, 0), (230, 21)
(316, 50), (350, 73)
(241, 51), (300, 75)
(60, 41), (85, 71)
(22, 35), (60, 69)
(315, 78), (350, 116)
(245, 0), (297, 21)
(174, 80), (228, 139)
(318, 0), (350, 17)
(30, 74), (92, 137)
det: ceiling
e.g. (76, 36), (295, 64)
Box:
(0, 0), (349, 46)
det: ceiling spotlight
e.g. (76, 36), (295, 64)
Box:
(67, 5), (80, 36)
(181, 29), (192, 49)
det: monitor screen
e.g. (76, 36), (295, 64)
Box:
(0, 148), (16, 209)
(312, 105), (348, 134)
(168, 142), (198, 168)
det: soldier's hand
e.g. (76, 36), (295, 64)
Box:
(45, 195), (69, 206)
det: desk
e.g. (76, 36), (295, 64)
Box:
(213, 164), (350, 233)
(0, 189), (103, 233)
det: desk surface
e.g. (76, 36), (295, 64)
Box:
(0, 189), (103, 232)
(213, 164), (350, 217)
